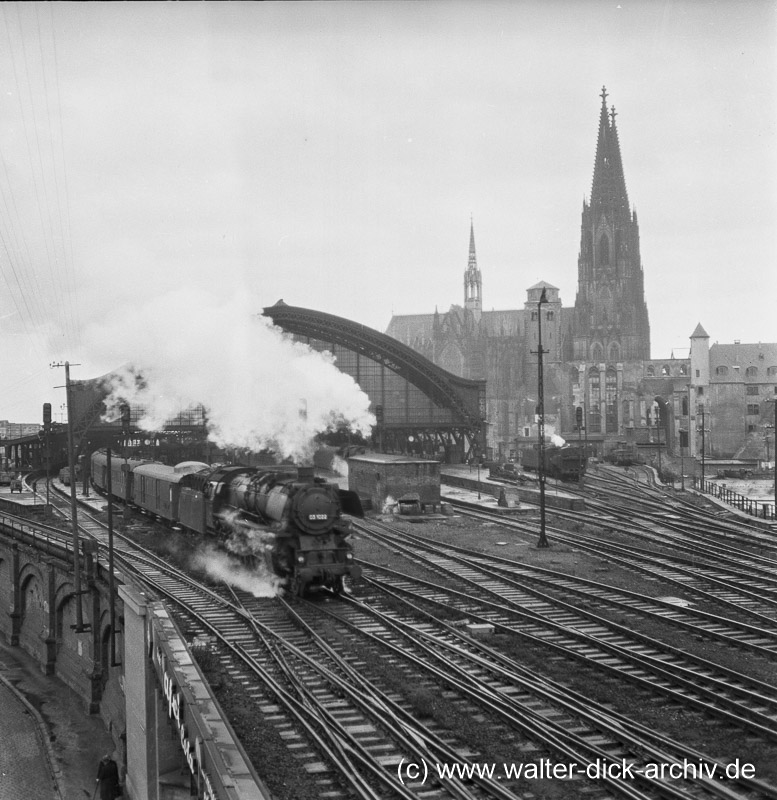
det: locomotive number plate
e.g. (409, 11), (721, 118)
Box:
(308, 514), (328, 520)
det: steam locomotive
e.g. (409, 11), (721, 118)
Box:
(522, 444), (587, 482)
(90, 451), (363, 595)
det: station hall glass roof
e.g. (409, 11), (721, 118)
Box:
(262, 301), (486, 432)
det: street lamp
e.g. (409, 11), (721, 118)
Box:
(533, 288), (549, 548)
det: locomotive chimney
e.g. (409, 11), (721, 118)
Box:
(297, 466), (315, 481)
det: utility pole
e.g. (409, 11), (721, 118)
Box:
(52, 361), (90, 633)
(532, 288), (549, 548)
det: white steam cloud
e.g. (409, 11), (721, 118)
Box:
(550, 434), (566, 447)
(192, 545), (281, 597)
(85, 290), (374, 461)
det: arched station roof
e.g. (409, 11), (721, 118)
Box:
(263, 301), (486, 429)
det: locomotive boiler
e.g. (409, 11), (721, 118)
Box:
(91, 451), (363, 595)
(206, 464), (364, 595)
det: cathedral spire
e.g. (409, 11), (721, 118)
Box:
(590, 86), (629, 213)
(464, 216), (482, 320)
(573, 88), (651, 366)
(468, 215), (477, 271)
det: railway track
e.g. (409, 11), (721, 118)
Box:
(354, 519), (777, 740)
(443, 479), (777, 625)
(295, 587), (777, 800)
(14, 478), (774, 798)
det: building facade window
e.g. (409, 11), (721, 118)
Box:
(588, 367), (601, 433)
(746, 386), (759, 396)
(605, 368), (618, 433)
(715, 366), (729, 376)
(746, 367), (758, 379)
(746, 404), (760, 416)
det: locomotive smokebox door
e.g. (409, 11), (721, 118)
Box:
(292, 487), (337, 534)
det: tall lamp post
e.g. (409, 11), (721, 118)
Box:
(534, 288), (549, 548)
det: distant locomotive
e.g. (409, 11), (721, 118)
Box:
(522, 444), (587, 482)
(90, 451), (363, 596)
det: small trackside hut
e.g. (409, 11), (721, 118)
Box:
(348, 453), (441, 514)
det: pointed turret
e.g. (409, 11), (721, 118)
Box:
(464, 216), (482, 321)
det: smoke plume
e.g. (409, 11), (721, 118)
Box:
(85, 289), (374, 461)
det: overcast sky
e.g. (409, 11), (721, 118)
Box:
(0, 1), (775, 424)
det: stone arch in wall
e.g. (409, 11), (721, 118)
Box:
(55, 588), (79, 659)
(18, 567), (45, 651)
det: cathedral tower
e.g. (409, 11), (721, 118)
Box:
(572, 87), (651, 362)
(463, 217), (482, 321)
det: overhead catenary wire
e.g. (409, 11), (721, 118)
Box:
(0, 5), (82, 366)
